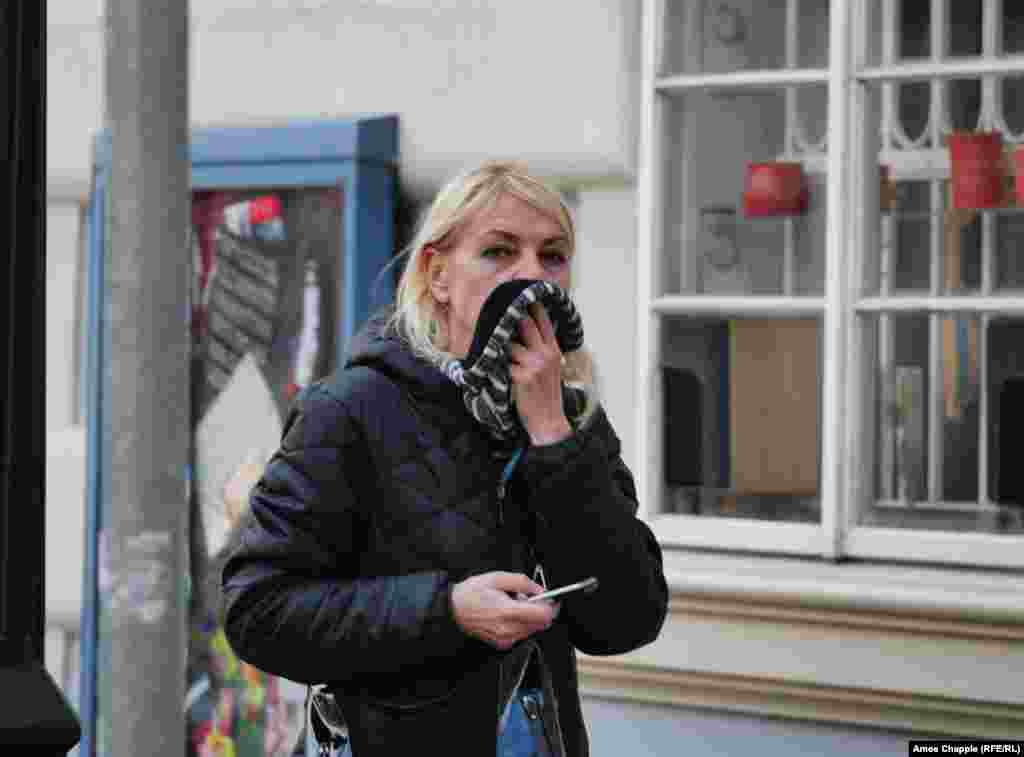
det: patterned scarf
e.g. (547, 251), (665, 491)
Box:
(437, 280), (585, 441)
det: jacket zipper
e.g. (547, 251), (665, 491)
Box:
(497, 446), (525, 527)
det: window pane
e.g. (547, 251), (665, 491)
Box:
(889, 181), (932, 293)
(948, 1), (982, 58)
(1004, 1), (1024, 54)
(862, 314), (1024, 535)
(947, 79), (982, 131)
(660, 0), (828, 76)
(868, 0), (1024, 63)
(1000, 75), (1024, 134)
(943, 198), (984, 294)
(660, 89), (827, 296)
(660, 317), (821, 524)
(864, 0), (929, 66)
(868, 183), (1024, 296)
(897, 82), (932, 145)
(996, 211), (1024, 290)
(899, 0), (930, 59)
(863, 66), (1024, 297)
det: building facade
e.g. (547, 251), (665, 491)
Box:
(47, 1), (1023, 754)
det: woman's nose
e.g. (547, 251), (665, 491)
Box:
(517, 252), (547, 281)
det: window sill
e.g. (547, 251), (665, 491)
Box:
(578, 547), (1024, 737)
(659, 548), (1024, 625)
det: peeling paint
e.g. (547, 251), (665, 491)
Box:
(98, 527), (175, 624)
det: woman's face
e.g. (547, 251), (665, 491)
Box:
(429, 192), (572, 358)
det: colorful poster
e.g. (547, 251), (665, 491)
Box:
(186, 187), (344, 757)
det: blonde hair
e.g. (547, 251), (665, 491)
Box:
(387, 160), (599, 427)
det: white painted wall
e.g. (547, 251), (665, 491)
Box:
(46, 427), (86, 625)
(572, 186), (638, 473)
(47, 2), (105, 194)
(48, 0), (642, 200)
(46, 201), (83, 432)
(45, 197), (88, 672)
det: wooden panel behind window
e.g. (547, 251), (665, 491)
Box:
(729, 319), (820, 495)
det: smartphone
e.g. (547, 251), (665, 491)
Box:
(526, 576), (598, 603)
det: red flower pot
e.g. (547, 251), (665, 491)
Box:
(743, 162), (808, 218)
(947, 131), (1005, 210)
(1013, 147), (1024, 207)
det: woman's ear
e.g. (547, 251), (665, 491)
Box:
(425, 246), (450, 304)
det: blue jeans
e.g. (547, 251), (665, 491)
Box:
(498, 687), (549, 757)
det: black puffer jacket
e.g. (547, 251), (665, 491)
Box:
(221, 313), (668, 756)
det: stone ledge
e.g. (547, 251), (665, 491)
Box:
(578, 657), (1024, 740)
(660, 549), (1024, 625)
(575, 571), (1024, 738)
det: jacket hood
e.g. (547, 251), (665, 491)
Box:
(344, 307), (459, 403)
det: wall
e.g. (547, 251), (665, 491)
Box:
(571, 186), (638, 472)
(48, 0), (642, 201)
(47, 2), (104, 196)
(45, 195), (88, 695)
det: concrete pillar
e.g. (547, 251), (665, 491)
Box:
(103, 1), (189, 755)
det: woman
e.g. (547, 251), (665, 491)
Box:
(222, 161), (668, 757)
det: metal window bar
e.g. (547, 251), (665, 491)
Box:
(927, 181), (943, 503)
(857, 55), (1024, 82)
(783, 0), (798, 296)
(651, 295), (824, 317)
(857, 295), (1024, 313)
(656, 68), (829, 93)
(976, 0), (1001, 509)
(976, 0), (999, 502)
(634, 0), (667, 516)
(878, 0), (897, 501)
(927, 0), (947, 504)
(979, 213), (993, 507)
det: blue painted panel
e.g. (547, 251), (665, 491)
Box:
(79, 162), (107, 757)
(83, 116), (398, 757)
(341, 160), (396, 358)
(191, 161), (356, 191)
(190, 115), (397, 166)
(93, 115), (398, 170)
(91, 132), (112, 170)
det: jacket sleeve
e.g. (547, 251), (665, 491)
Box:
(518, 407), (668, 656)
(221, 384), (470, 685)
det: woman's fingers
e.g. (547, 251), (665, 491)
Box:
(509, 308), (560, 367)
(482, 571), (545, 596)
(507, 341), (527, 365)
(506, 304), (571, 446)
(517, 305), (542, 347)
(519, 303), (556, 347)
(531, 303), (557, 343)
(450, 572), (559, 649)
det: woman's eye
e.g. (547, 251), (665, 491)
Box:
(542, 251), (569, 267)
(482, 246), (513, 259)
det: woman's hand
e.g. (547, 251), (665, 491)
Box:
(451, 572), (559, 650)
(508, 303), (572, 446)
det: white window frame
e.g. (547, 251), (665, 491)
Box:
(636, 0), (1024, 569)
